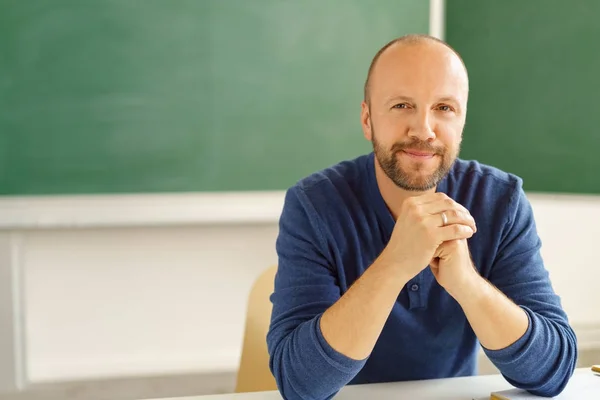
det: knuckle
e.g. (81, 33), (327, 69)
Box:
(404, 197), (417, 209)
(409, 203), (422, 215)
(444, 198), (454, 207)
(450, 240), (462, 248)
(452, 224), (462, 235)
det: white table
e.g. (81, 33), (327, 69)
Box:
(151, 368), (597, 400)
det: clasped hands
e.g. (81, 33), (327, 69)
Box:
(381, 192), (480, 298)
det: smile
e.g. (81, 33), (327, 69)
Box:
(400, 150), (437, 160)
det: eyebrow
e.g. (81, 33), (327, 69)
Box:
(386, 95), (415, 104)
(385, 95), (460, 104)
(437, 96), (460, 105)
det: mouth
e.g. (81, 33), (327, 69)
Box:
(400, 149), (437, 160)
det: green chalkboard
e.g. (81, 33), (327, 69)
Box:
(0, 0), (429, 195)
(447, 0), (600, 194)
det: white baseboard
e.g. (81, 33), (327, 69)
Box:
(28, 350), (241, 383)
(19, 370), (238, 398)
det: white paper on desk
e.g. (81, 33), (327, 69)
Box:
(488, 372), (599, 399)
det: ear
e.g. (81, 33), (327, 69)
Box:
(361, 101), (373, 141)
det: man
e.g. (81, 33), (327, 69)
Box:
(267, 34), (577, 400)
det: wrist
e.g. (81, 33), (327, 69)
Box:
(446, 268), (484, 303)
(373, 251), (414, 287)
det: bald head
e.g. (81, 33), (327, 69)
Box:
(363, 34), (469, 104)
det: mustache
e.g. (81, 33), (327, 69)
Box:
(391, 140), (445, 155)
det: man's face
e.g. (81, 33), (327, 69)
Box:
(362, 41), (469, 191)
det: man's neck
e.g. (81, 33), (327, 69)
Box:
(373, 157), (436, 221)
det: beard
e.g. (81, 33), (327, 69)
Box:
(371, 129), (458, 192)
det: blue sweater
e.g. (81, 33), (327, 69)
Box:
(267, 153), (577, 400)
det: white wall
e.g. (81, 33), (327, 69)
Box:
(0, 191), (598, 384)
(22, 223), (278, 382)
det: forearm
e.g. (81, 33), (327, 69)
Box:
(449, 184), (576, 396)
(451, 273), (576, 396)
(320, 254), (411, 360)
(451, 273), (528, 351)
(269, 253), (410, 400)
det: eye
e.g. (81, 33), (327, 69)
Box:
(392, 103), (410, 110)
(436, 104), (454, 112)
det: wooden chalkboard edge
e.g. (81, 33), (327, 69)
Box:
(0, 191), (286, 230)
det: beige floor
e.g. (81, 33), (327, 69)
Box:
(1, 349), (598, 400)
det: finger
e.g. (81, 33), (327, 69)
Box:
(424, 210), (477, 233)
(436, 224), (475, 243)
(410, 192), (451, 205)
(420, 196), (470, 215)
(441, 209), (476, 233)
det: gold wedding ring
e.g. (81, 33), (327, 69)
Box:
(441, 212), (448, 227)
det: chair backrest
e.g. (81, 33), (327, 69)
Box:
(235, 265), (278, 393)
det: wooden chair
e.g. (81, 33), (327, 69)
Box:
(234, 265), (278, 393)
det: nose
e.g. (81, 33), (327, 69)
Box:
(408, 110), (436, 142)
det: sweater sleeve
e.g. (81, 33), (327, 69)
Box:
(266, 186), (367, 400)
(483, 182), (577, 397)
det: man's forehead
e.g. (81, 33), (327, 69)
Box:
(379, 39), (466, 72)
(370, 41), (469, 96)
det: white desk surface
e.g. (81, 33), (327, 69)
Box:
(151, 368), (597, 400)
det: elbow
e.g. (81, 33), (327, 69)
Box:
(273, 372), (324, 400)
(267, 316), (357, 400)
(528, 370), (572, 398)
(269, 348), (320, 400)
(270, 368), (299, 400)
(528, 378), (569, 398)
(268, 348), (295, 400)
(529, 329), (578, 397)
(267, 321), (309, 400)
(273, 374), (336, 400)
(268, 333), (336, 400)
(268, 334), (308, 400)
